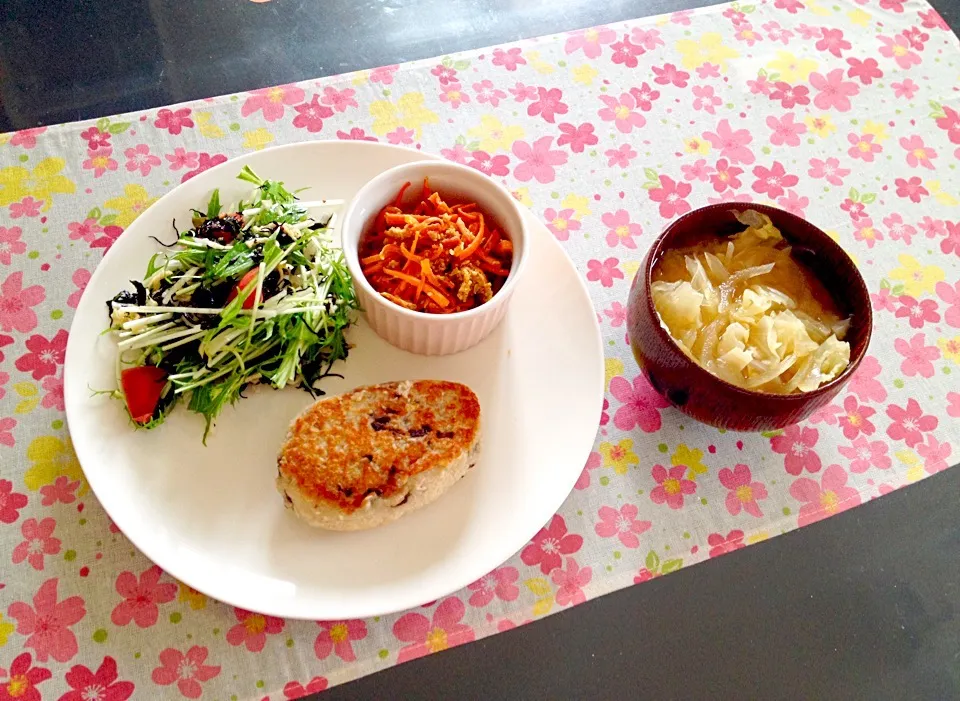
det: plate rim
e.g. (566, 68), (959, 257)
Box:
(64, 140), (605, 619)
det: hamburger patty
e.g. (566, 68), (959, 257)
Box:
(277, 380), (481, 530)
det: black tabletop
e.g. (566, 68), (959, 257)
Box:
(2, 2), (958, 700)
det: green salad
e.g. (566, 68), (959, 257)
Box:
(106, 166), (357, 440)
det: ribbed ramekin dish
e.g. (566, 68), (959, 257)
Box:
(341, 160), (529, 356)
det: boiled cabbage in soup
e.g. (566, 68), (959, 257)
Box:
(651, 210), (851, 394)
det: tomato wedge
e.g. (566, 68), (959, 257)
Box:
(227, 269), (259, 309)
(120, 366), (168, 424)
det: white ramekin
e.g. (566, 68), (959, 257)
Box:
(341, 160), (529, 356)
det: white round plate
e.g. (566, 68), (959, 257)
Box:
(65, 141), (604, 620)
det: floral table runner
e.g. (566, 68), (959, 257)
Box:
(1, 0), (959, 698)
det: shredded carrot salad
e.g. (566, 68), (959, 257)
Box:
(359, 179), (513, 314)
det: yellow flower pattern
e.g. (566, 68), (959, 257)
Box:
(605, 358), (624, 390)
(243, 128), (275, 151)
(179, 582), (208, 610)
(804, 115), (836, 138)
(925, 180), (959, 207)
(526, 51), (555, 75)
(370, 92), (439, 138)
(12, 382), (38, 415)
(675, 33), (739, 71)
(889, 254), (944, 296)
(766, 51), (819, 82)
(599, 439), (639, 475)
(572, 64), (599, 85)
(938, 337), (960, 364)
(467, 115), (525, 153)
(621, 259), (642, 281)
(511, 186), (533, 208)
(683, 136), (711, 155)
(24, 435), (87, 495)
(104, 184), (158, 228)
(561, 193), (592, 219)
(0, 613), (14, 647)
(847, 8), (871, 26)
(862, 120), (889, 143)
(671, 444), (708, 480)
(895, 450), (924, 483)
(196, 112), (226, 139)
(0, 157), (75, 210)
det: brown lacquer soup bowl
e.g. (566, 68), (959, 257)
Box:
(626, 203), (873, 432)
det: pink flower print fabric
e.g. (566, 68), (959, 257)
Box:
(0, 0), (958, 697)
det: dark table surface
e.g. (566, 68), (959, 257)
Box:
(3, 2), (959, 699)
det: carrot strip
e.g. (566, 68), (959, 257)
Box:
(458, 216), (485, 259)
(383, 244), (402, 259)
(477, 251), (507, 267)
(421, 259), (443, 288)
(383, 268), (422, 286)
(381, 292), (417, 310)
(455, 218), (472, 239)
(457, 229), (484, 259)
(429, 193), (451, 214)
(431, 288), (455, 307)
(361, 243), (401, 264)
(393, 181), (412, 208)
(400, 243), (422, 263)
(484, 228), (500, 254)
(478, 261), (510, 276)
(384, 269), (449, 307)
(415, 267), (426, 302)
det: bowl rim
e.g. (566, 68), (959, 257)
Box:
(341, 159), (529, 321)
(642, 202), (873, 401)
